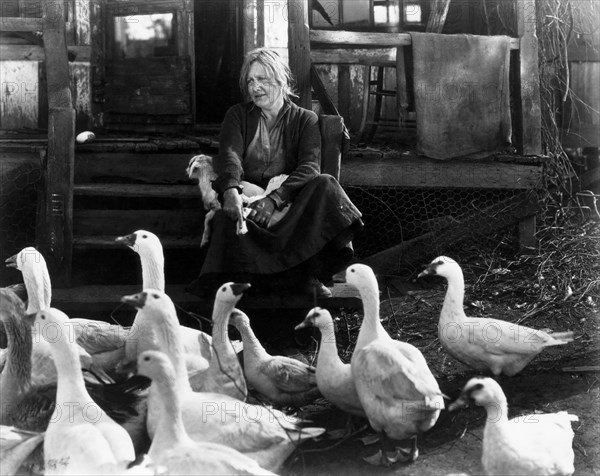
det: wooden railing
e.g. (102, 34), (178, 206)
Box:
(289, 0), (542, 157)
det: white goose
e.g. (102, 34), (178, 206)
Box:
(449, 377), (578, 476)
(5, 247), (117, 385)
(33, 307), (136, 475)
(347, 264), (444, 466)
(1, 287), (150, 457)
(188, 283), (248, 400)
(0, 426), (44, 476)
(418, 256), (575, 376)
(230, 309), (320, 407)
(295, 307), (365, 417)
(121, 289), (325, 472)
(115, 230), (212, 375)
(137, 350), (277, 475)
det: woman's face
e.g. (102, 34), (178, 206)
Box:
(246, 62), (283, 113)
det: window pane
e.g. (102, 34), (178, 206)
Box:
(113, 13), (176, 59)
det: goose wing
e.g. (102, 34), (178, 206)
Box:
(0, 426), (44, 476)
(468, 318), (557, 356)
(71, 319), (128, 355)
(260, 357), (316, 392)
(354, 340), (441, 408)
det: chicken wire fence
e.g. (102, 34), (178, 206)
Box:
(345, 185), (527, 263)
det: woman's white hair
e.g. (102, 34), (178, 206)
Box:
(239, 48), (298, 102)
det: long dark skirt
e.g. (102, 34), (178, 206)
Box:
(190, 174), (363, 294)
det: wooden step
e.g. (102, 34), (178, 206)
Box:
(74, 183), (200, 198)
(74, 153), (202, 184)
(73, 235), (200, 249)
(51, 284), (362, 316)
(73, 209), (203, 236)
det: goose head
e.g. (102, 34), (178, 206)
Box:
(33, 307), (70, 330)
(295, 307), (334, 332)
(5, 247), (51, 313)
(418, 256), (461, 280)
(121, 289), (176, 322)
(228, 308), (251, 329)
(116, 231), (165, 291)
(448, 377), (506, 412)
(212, 283), (251, 319)
(115, 230), (163, 259)
(137, 350), (175, 383)
(345, 264), (379, 294)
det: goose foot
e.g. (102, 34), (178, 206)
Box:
(362, 434), (418, 466)
(362, 449), (400, 466)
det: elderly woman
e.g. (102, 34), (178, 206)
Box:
(189, 48), (362, 300)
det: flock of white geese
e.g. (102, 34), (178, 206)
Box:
(0, 232), (579, 476)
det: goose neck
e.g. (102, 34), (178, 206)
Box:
(140, 253), (165, 291)
(236, 320), (268, 361)
(151, 315), (191, 391)
(483, 398), (509, 428)
(316, 321), (340, 361)
(440, 272), (466, 324)
(149, 374), (190, 452)
(51, 332), (93, 404)
(23, 270), (50, 313)
(356, 285), (384, 348)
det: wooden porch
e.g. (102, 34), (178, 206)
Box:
(0, 0), (548, 314)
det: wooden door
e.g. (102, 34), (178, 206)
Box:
(101, 0), (194, 130)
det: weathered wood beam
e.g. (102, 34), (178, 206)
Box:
(288, 0), (311, 109)
(311, 48), (397, 66)
(41, 0), (75, 287)
(363, 192), (541, 275)
(310, 64), (340, 115)
(515, 0), (542, 155)
(1, 17), (43, 31)
(0, 45), (91, 61)
(242, 0), (259, 53)
(340, 155), (544, 189)
(310, 30), (520, 49)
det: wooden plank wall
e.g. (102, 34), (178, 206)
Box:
(0, 0), (92, 130)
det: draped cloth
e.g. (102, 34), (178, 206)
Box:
(411, 32), (512, 159)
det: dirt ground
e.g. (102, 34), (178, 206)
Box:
(283, 222), (600, 476)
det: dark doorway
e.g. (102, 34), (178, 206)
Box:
(194, 0), (244, 124)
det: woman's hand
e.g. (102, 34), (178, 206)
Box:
(223, 188), (244, 222)
(248, 197), (276, 228)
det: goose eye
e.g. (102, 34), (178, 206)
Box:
(40, 315), (46, 320)
(142, 235), (148, 239)
(152, 293), (159, 299)
(143, 356), (150, 362)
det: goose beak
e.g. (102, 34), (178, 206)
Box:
(294, 319), (309, 331)
(5, 254), (18, 268)
(447, 395), (469, 412)
(115, 233), (136, 248)
(121, 292), (147, 309)
(417, 266), (433, 278)
(231, 283), (251, 296)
